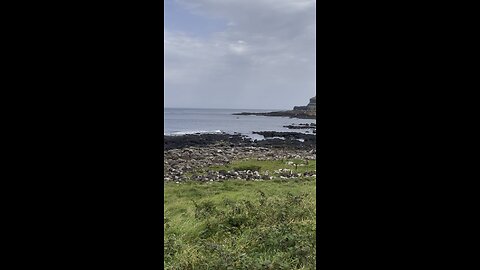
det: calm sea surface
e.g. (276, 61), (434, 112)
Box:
(164, 108), (316, 139)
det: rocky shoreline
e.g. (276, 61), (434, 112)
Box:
(233, 96), (316, 120)
(233, 111), (316, 119)
(164, 132), (316, 182)
(164, 132), (316, 150)
(283, 123), (316, 129)
(283, 123), (316, 133)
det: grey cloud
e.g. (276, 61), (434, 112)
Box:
(165, 0), (316, 109)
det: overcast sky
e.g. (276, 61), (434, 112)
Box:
(164, 0), (316, 110)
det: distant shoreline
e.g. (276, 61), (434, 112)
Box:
(164, 107), (289, 111)
(233, 110), (316, 119)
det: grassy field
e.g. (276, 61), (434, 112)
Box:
(186, 158), (316, 178)
(164, 160), (316, 269)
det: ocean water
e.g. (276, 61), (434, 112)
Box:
(164, 108), (316, 139)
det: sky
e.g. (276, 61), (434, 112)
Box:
(164, 0), (316, 110)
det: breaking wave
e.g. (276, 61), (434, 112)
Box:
(164, 130), (223, 136)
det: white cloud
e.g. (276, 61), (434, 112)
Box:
(165, 0), (316, 109)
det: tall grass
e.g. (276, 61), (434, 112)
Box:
(164, 178), (316, 269)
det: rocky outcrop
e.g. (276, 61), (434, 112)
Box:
(164, 132), (316, 151)
(294, 96), (316, 112)
(234, 95), (316, 119)
(233, 110), (315, 119)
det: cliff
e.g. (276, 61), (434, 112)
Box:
(234, 95), (316, 119)
(293, 96), (316, 112)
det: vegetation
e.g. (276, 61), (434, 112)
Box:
(210, 158), (315, 173)
(164, 160), (316, 269)
(188, 159), (316, 178)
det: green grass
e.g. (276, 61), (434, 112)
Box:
(185, 159), (316, 179)
(209, 158), (316, 173)
(164, 174), (316, 269)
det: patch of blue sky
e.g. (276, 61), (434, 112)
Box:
(164, 0), (226, 37)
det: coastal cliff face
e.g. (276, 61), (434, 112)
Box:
(294, 96), (316, 112)
(307, 96), (316, 111)
(291, 96), (316, 118)
(234, 95), (316, 119)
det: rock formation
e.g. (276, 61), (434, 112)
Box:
(294, 96), (316, 112)
(234, 95), (316, 119)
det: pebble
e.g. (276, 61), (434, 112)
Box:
(164, 144), (316, 182)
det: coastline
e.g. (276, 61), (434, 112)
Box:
(164, 132), (316, 182)
(232, 96), (316, 120)
(163, 119), (317, 269)
(233, 110), (316, 119)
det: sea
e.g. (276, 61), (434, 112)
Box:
(164, 108), (316, 140)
